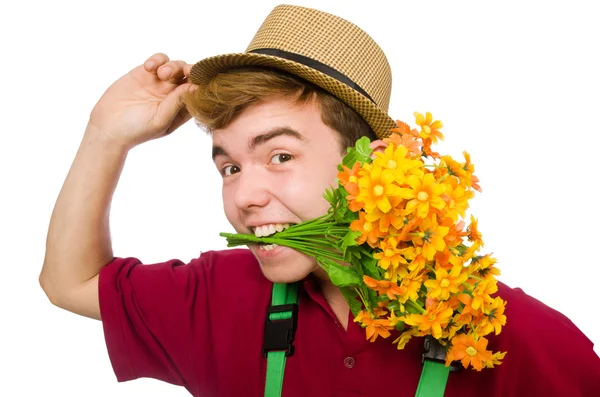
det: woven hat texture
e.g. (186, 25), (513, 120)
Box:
(190, 4), (397, 138)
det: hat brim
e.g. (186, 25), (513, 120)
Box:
(189, 52), (397, 138)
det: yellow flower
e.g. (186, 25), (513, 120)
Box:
(477, 296), (507, 336)
(467, 215), (483, 246)
(396, 270), (424, 303)
(357, 163), (402, 213)
(373, 144), (423, 185)
(483, 351), (507, 369)
(373, 236), (408, 276)
(411, 218), (450, 261)
(414, 111), (444, 143)
(469, 254), (500, 280)
(393, 328), (420, 350)
(424, 265), (468, 301)
(441, 184), (473, 222)
(400, 173), (446, 219)
(471, 279), (498, 310)
(364, 196), (405, 233)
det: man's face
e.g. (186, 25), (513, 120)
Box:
(212, 96), (343, 283)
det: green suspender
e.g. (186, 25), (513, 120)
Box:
(415, 335), (453, 397)
(263, 283), (299, 397)
(263, 284), (451, 397)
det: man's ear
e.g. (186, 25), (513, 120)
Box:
(369, 139), (388, 159)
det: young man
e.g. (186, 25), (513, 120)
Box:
(40, 4), (600, 396)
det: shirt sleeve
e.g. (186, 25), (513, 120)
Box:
(98, 255), (210, 386)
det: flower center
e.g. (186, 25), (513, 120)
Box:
(440, 278), (450, 288)
(363, 222), (373, 232)
(417, 191), (429, 201)
(466, 346), (478, 357)
(387, 160), (397, 169)
(373, 185), (384, 196)
(349, 175), (358, 184)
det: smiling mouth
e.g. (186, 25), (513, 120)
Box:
(251, 222), (293, 237)
(250, 223), (295, 251)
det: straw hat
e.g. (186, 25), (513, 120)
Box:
(189, 4), (397, 138)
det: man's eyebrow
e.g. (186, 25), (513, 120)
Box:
(249, 127), (306, 151)
(212, 146), (228, 161)
(212, 127), (305, 162)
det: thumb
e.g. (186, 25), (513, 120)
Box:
(153, 83), (196, 130)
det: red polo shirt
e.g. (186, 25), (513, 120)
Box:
(99, 249), (600, 396)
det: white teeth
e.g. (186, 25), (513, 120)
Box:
(253, 223), (291, 237)
(259, 244), (279, 251)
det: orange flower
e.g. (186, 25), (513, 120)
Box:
(354, 310), (393, 342)
(414, 111), (444, 143)
(422, 138), (440, 159)
(338, 162), (363, 211)
(383, 130), (422, 155)
(467, 215), (483, 246)
(388, 121), (419, 138)
(446, 333), (494, 371)
(350, 212), (382, 248)
(363, 275), (403, 300)
(463, 151), (482, 192)
(404, 301), (453, 339)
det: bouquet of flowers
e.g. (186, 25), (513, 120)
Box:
(221, 112), (507, 371)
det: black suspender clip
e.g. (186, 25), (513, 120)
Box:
(262, 303), (298, 358)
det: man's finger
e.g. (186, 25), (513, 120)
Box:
(143, 53), (170, 74)
(157, 60), (192, 84)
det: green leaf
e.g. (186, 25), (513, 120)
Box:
(361, 253), (380, 278)
(340, 287), (363, 316)
(341, 230), (361, 251)
(394, 320), (406, 331)
(355, 136), (373, 163)
(326, 260), (361, 287)
(342, 146), (358, 168)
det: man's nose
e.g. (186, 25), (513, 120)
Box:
(233, 165), (270, 210)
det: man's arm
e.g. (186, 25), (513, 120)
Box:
(39, 53), (195, 320)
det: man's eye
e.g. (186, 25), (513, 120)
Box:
(271, 153), (294, 165)
(221, 165), (241, 176)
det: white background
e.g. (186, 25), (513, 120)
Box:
(1, 0), (599, 395)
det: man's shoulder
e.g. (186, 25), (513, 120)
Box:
(497, 281), (590, 340)
(494, 281), (598, 364)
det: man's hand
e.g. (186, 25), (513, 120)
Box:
(89, 53), (195, 150)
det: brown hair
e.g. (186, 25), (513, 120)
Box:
(183, 68), (377, 152)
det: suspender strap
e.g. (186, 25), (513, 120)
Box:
(415, 360), (451, 397)
(264, 283), (299, 397)
(415, 335), (453, 397)
(263, 286), (451, 397)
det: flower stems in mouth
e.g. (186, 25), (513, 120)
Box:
(219, 214), (348, 263)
